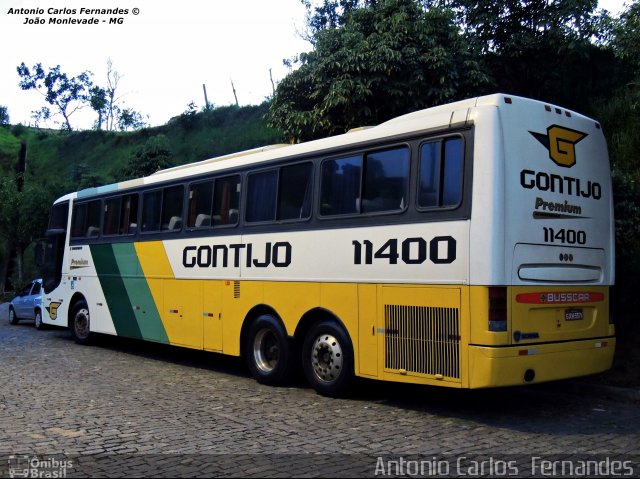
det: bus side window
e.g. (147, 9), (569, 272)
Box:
(442, 138), (464, 207)
(278, 163), (313, 220)
(49, 202), (69, 230)
(85, 200), (101, 237)
(418, 137), (464, 209)
(361, 147), (409, 213)
(120, 194), (139, 234)
(103, 197), (122, 236)
(71, 203), (88, 239)
(214, 175), (240, 227)
(161, 186), (184, 231)
(246, 170), (277, 222)
(188, 181), (214, 229)
(320, 155), (362, 216)
(142, 190), (162, 232)
(419, 142), (441, 207)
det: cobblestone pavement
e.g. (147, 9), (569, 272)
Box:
(1, 308), (639, 477)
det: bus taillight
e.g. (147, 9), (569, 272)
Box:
(488, 287), (508, 332)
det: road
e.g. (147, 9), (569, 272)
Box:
(1, 305), (638, 477)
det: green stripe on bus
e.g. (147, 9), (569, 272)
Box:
(91, 243), (143, 339)
(111, 243), (169, 344)
(90, 243), (169, 343)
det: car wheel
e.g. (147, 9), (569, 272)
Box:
(34, 310), (44, 330)
(9, 307), (19, 325)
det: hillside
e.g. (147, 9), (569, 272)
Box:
(0, 103), (283, 197)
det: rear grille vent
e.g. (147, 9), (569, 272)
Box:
(233, 281), (240, 299)
(385, 305), (460, 379)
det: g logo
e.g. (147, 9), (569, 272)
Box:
(46, 302), (61, 320)
(530, 125), (587, 168)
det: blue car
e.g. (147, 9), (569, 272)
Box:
(9, 279), (44, 329)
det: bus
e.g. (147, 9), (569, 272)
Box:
(39, 94), (615, 396)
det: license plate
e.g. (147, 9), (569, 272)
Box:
(565, 308), (584, 321)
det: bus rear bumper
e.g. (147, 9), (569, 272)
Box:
(468, 337), (616, 388)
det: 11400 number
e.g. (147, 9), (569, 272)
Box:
(352, 236), (456, 265)
(543, 227), (586, 245)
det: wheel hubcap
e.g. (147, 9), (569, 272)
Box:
(311, 334), (343, 383)
(253, 328), (279, 373)
(75, 309), (90, 339)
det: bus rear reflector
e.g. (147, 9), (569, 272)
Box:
(488, 287), (507, 332)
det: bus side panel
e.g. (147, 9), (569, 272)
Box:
(166, 224), (469, 285)
(468, 106), (507, 286)
(379, 285), (464, 386)
(358, 283), (378, 378)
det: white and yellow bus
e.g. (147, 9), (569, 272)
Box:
(40, 94), (615, 396)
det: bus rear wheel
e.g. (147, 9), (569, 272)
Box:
(302, 320), (354, 397)
(246, 314), (295, 386)
(70, 300), (92, 345)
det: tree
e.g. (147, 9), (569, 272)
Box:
(447, 0), (626, 110)
(267, 0), (488, 141)
(0, 176), (51, 290)
(89, 85), (108, 130)
(89, 59), (146, 131)
(17, 63), (93, 130)
(0, 106), (9, 125)
(117, 108), (147, 131)
(611, 0), (640, 73)
(120, 135), (173, 180)
(300, 0), (362, 41)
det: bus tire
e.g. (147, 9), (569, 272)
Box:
(70, 300), (92, 345)
(302, 320), (354, 397)
(246, 314), (295, 386)
(9, 306), (19, 325)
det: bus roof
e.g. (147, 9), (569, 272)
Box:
(65, 93), (594, 202)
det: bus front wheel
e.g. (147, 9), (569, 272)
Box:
(302, 320), (354, 397)
(70, 300), (92, 345)
(246, 314), (295, 386)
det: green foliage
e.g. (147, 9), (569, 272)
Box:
(449, 0), (628, 110)
(0, 173), (54, 288)
(592, 85), (640, 175)
(268, 0), (489, 141)
(0, 175), (55, 248)
(0, 128), (21, 172)
(120, 134), (173, 180)
(117, 108), (147, 131)
(611, 0), (640, 70)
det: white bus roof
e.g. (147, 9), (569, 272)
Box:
(63, 93), (594, 202)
